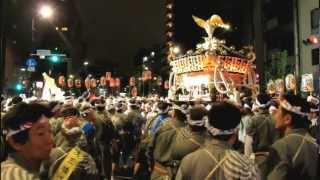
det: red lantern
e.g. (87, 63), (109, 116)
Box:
(146, 70), (152, 80)
(115, 78), (121, 87)
(142, 71), (147, 81)
(58, 75), (66, 87)
(100, 76), (106, 86)
(106, 72), (112, 81)
(131, 86), (138, 97)
(91, 78), (97, 88)
(67, 78), (74, 88)
(142, 70), (152, 81)
(85, 77), (91, 89)
(75, 79), (82, 88)
(129, 77), (136, 86)
(164, 80), (169, 89)
(110, 78), (115, 87)
(22, 80), (29, 87)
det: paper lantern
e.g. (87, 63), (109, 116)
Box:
(129, 77), (136, 86)
(267, 80), (276, 95)
(146, 70), (152, 80)
(22, 80), (29, 87)
(115, 78), (121, 87)
(106, 72), (112, 81)
(75, 79), (81, 88)
(58, 75), (66, 87)
(100, 76), (107, 86)
(110, 78), (115, 87)
(85, 77), (91, 89)
(301, 74), (314, 92)
(131, 86), (138, 97)
(275, 79), (285, 94)
(285, 74), (296, 91)
(143, 70), (152, 81)
(90, 78), (97, 88)
(67, 78), (74, 88)
(164, 80), (169, 89)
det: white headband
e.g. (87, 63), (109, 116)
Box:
(255, 99), (269, 109)
(280, 100), (308, 116)
(173, 104), (189, 114)
(4, 115), (48, 140)
(187, 115), (207, 127)
(244, 104), (251, 109)
(205, 118), (238, 136)
(95, 103), (106, 108)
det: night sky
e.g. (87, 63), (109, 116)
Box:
(74, 0), (165, 75)
(73, 0), (252, 75)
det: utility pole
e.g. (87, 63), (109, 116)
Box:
(293, 0), (301, 78)
(0, 0), (7, 94)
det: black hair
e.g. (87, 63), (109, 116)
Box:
(2, 102), (52, 150)
(189, 106), (207, 121)
(208, 102), (241, 130)
(78, 98), (84, 104)
(157, 101), (169, 111)
(280, 94), (310, 129)
(173, 109), (187, 122)
(188, 106), (207, 132)
(257, 93), (271, 109)
(11, 96), (23, 105)
(48, 101), (60, 112)
(60, 106), (80, 118)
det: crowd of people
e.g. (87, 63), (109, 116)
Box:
(0, 91), (319, 180)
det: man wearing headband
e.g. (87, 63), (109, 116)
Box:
(176, 102), (259, 180)
(148, 101), (172, 136)
(47, 106), (98, 180)
(263, 94), (319, 180)
(146, 103), (187, 180)
(245, 93), (280, 159)
(169, 106), (209, 178)
(1, 103), (54, 179)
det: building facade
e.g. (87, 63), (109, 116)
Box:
(253, 0), (319, 91)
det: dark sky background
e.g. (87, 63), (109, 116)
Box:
(72, 0), (253, 75)
(74, 0), (165, 75)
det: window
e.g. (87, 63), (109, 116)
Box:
(312, 48), (319, 65)
(311, 8), (320, 30)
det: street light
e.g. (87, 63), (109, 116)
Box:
(39, 5), (54, 19)
(173, 46), (180, 54)
(143, 56), (148, 62)
(83, 61), (89, 66)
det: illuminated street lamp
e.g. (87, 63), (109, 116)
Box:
(83, 61), (89, 66)
(143, 56), (148, 62)
(173, 46), (180, 54)
(39, 5), (54, 19)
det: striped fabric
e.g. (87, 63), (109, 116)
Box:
(222, 150), (260, 180)
(1, 160), (39, 180)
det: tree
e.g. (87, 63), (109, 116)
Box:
(264, 50), (294, 83)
